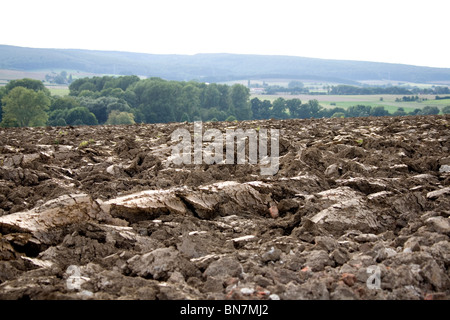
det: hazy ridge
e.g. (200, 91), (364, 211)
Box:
(1, 44), (450, 84)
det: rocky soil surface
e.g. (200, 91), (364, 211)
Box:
(0, 115), (449, 300)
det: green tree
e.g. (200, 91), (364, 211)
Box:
(180, 112), (191, 122)
(260, 99), (272, 119)
(202, 83), (221, 109)
(50, 96), (81, 112)
(442, 106), (450, 114)
(286, 98), (302, 119)
(307, 99), (321, 117)
(78, 90), (100, 99)
(134, 79), (179, 123)
(217, 84), (232, 111)
(318, 107), (346, 118)
(65, 107), (98, 125)
(106, 100), (132, 115)
(345, 105), (372, 118)
(48, 109), (69, 126)
(370, 106), (389, 117)
(69, 78), (89, 95)
(54, 75), (66, 84)
(201, 107), (227, 122)
(78, 96), (130, 124)
(52, 118), (67, 126)
(5, 78), (50, 96)
(106, 110), (135, 125)
(251, 97), (263, 120)
(178, 83), (201, 121)
(1, 87), (50, 127)
(131, 109), (145, 123)
(408, 108), (421, 116)
(393, 107), (407, 116)
(0, 86), (6, 123)
(420, 106), (440, 115)
(288, 80), (305, 89)
(230, 84), (251, 120)
(103, 75), (140, 91)
(78, 82), (96, 92)
(271, 97), (289, 119)
(294, 100), (321, 119)
(122, 90), (137, 108)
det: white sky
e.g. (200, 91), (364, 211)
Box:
(2, 0), (449, 68)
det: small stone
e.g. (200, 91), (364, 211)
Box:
(204, 256), (243, 279)
(403, 237), (421, 252)
(277, 199), (299, 213)
(304, 250), (334, 272)
(424, 292), (448, 300)
(354, 233), (378, 243)
(301, 266), (311, 272)
(324, 164), (341, 178)
(230, 235), (256, 243)
(224, 277), (239, 288)
(376, 247), (397, 261)
(390, 164), (408, 172)
(127, 247), (198, 280)
(367, 191), (392, 200)
(421, 260), (449, 290)
(240, 287), (254, 295)
(426, 216), (450, 234)
(203, 277), (224, 293)
(269, 204), (279, 219)
(106, 165), (116, 175)
(261, 247), (282, 262)
(439, 164), (450, 173)
(314, 236), (338, 252)
(79, 290), (94, 298)
(167, 271), (186, 284)
(341, 273), (356, 287)
(178, 232), (212, 259)
(331, 248), (349, 265)
(254, 275), (273, 287)
(427, 187), (450, 199)
(12, 154), (24, 166)
(330, 284), (358, 300)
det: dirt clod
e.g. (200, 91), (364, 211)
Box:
(0, 115), (449, 299)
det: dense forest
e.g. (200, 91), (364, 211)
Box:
(66, 76), (252, 124)
(0, 76), (252, 126)
(1, 76), (449, 128)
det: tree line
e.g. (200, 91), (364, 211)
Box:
(260, 83), (450, 96)
(251, 97), (444, 119)
(329, 84), (450, 95)
(0, 77), (253, 127)
(1, 77), (449, 128)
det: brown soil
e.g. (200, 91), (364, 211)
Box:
(0, 115), (449, 300)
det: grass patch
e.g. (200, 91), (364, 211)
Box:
(47, 87), (70, 96)
(251, 93), (447, 114)
(78, 139), (95, 148)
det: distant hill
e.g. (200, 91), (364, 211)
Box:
(1, 44), (450, 84)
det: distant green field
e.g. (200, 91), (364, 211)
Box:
(47, 87), (70, 96)
(0, 68), (103, 96)
(251, 94), (450, 114)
